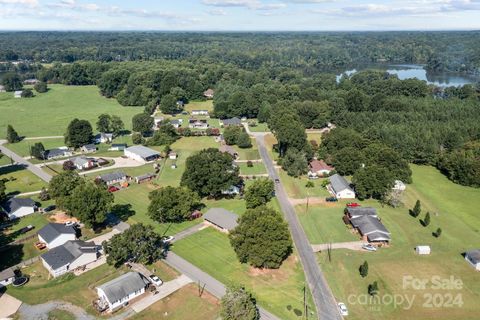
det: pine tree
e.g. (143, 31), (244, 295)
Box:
(368, 281), (379, 296)
(6, 125), (20, 143)
(422, 212), (431, 227)
(411, 199), (421, 217)
(433, 227), (442, 238)
(359, 261), (369, 278)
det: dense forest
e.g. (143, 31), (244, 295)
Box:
(1, 32), (479, 191)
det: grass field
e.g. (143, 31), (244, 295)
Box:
(279, 171), (330, 199)
(0, 155), (12, 166)
(172, 227), (315, 320)
(248, 122), (270, 132)
(0, 85), (141, 137)
(315, 165), (480, 320)
(130, 284), (220, 320)
(233, 141), (260, 160)
(237, 162), (266, 175)
(0, 165), (47, 194)
(47, 309), (76, 320)
(184, 100), (214, 113)
(6, 138), (65, 157)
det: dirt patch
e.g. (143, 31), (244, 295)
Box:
(48, 212), (79, 224)
(247, 254), (297, 281)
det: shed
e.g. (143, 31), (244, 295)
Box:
(465, 249), (480, 271)
(204, 208), (239, 232)
(415, 246), (431, 255)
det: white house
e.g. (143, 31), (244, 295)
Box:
(95, 133), (113, 144)
(328, 174), (356, 199)
(169, 152), (177, 160)
(2, 198), (37, 219)
(415, 246), (431, 255)
(41, 240), (98, 277)
(191, 110), (209, 116)
(222, 185), (241, 196)
(153, 116), (165, 130)
(124, 146), (160, 163)
(170, 119), (183, 128)
(188, 119), (209, 129)
(203, 89), (214, 99)
(42, 148), (73, 160)
(393, 180), (406, 191)
(72, 157), (96, 170)
(81, 144), (97, 153)
(465, 249), (480, 271)
(0, 269), (15, 287)
(38, 223), (77, 249)
(96, 272), (149, 312)
(14, 91), (23, 98)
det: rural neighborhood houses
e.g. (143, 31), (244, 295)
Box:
(41, 240), (98, 277)
(98, 171), (128, 186)
(328, 174), (356, 199)
(1, 197), (37, 219)
(188, 118), (209, 129)
(42, 147), (73, 160)
(345, 207), (391, 243)
(96, 272), (150, 312)
(124, 146), (160, 163)
(308, 159), (334, 178)
(465, 249), (480, 271)
(135, 173), (156, 184)
(81, 144), (97, 153)
(72, 156), (96, 171)
(170, 119), (183, 128)
(0, 268), (16, 287)
(191, 110), (209, 116)
(95, 133), (113, 144)
(203, 88), (214, 99)
(38, 223), (77, 249)
(203, 208), (239, 232)
(220, 117), (242, 127)
(109, 143), (127, 151)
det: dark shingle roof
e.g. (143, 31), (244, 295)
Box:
(346, 207), (377, 218)
(466, 249), (480, 264)
(2, 197), (36, 214)
(222, 117), (242, 126)
(38, 223), (76, 244)
(44, 149), (66, 158)
(0, 268), (15, 282)
(351, 216), (390, 237)
(204, 208), (239, 230)
(41, 240), (96, 270)
(329, 174), (353, 193)
(99, 171), (127, 183)
(83, 144), (96, 150)
(97, 272), (149, 303)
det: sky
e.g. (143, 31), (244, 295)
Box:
(0, 0), (479, 31)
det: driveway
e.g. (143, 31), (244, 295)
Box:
(170, 223), (207, 243)
(254, 133), (342, 320)
(78, 157), (144, 176)
(311, 241), (365, 252)
(0, 293), (22, 319)
(0, 140), (53, 183)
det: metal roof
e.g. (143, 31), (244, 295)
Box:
(346, 207), (378, 218)
(41, 240), (96, 270)
(97, 272), (149, 304)
(99, 171), (127, 183)
(2, 197), (36, 214)
(38, 223), (76, 244)
(466, 249), (480, 264)
(350, 216), (390, 237)
(204, 208), (239, 230)
(125, 146), (160, 159)
(329, 174), (353, 193)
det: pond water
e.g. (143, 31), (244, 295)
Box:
(337, 64), (479, 87)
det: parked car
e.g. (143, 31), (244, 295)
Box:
(43, 205), (56, 213)
(346, 202), (360, 207)
(149, 274), (163, 286)
(338, 302), (349, 316)
(35, 242), (46, 250)
(274, 178), (280, 184)
(108, 186), (120, 193)
(361, 243), (377, 252)
(325, 197), (338, 202)
(162, 235), (175, 244)
(19, 225), (34, 234)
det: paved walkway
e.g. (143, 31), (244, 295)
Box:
(0, 140), (53, 183)
(130, 274), (193, 313)
(78, 157), (144, 175)
(311, 241), (364, 252)
(0, 293), (22, 319)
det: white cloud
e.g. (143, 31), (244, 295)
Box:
(0, 0), (38, 6)
(202, 0), (286, 10)
(207, 8), (228, 15)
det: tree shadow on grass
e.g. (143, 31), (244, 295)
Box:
(0, 243), (24, 270)
(0, 164), (27, 176)
(111, 204), (136, 222)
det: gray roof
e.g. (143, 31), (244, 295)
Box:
(466, 249), (480, 264)
(41, 240), (96, 270)
(222, 117), (242, 126)
(204, 208), (239, 230)
(170, 119), (182, 125)
(329, 174), (353, 193)
(82, 144), (96, 150)
(97, 272), (149, 303)
(136, 173), (156, 181)
(125, 146), (160, 160)
(346, 207), (377, 218)
(350, 216), (390, 238)
(44, 148), (66, 158)
(99, 171), (127, 183)
(72, 156), (90, 166)
(38, 223), (76, 244)
(2, 197), (36, 214)
(111, 143), (127, 148)
(0, 268), (15, 282)
(367, 232), (391, 242)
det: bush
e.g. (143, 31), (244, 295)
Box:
(237, 132), (252, 148)
(433, 227), (442, 238)
(359, 261), (369, 278)
(34, 82), (48, 93)
(21, 89), (34, 98)
(247, 160), (253, 167)
(63, 160), (75, 171)
(132, 132), (144, 145)
(421, 212), (431, 227)
(368, 281), (378, 296)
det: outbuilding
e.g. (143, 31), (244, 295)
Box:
(465, 249), (480, 271)
(124, 146), (160, 163)
(2, 197), (37, 220)
(38, 223), (77, 249)
(204, 208), (239, 232)
(0, 268), (15, 287)
(415, 245), (431, 255)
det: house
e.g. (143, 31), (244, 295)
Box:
(42, 148), (73, 160)
(14, 91), (22, 98)
(98, 171), (127, 186)
(96, 272), (149, 312)
(203, 89), (214, 99)
(153, 117), (165, 130)
(124, 146), (160, 163)
(0, 268), (15, 287)
(38, 223), (77, 249)
(204, 208), (239, 232)
(41, 240), (97, 277)
(2, 197), (37, 219)
(189, 119), (209, 129)
(219, 144), (239, 159)
(176, 100), (185, 108)
(222, 185), (241, 196)
(415, 246), (431, 255)
(345, 207), (378, 220)
(109, 143), (127, 151)
(95, 133), (113, 144)
(169, 152), (177, 160)
(24, 79), (39, 85)
(0, 85), (6, 93)
(308, 160), (334, 178)
(191, 110), (209, 116)
(221, 117), (242, 127)
(465, 249), (480, 271)
(350, 215), (391, 243)
(135, 173), (156, 184)
(328, 174), (355, 199)
(72, 157), (96, 171)
(393, 180), (406, 191)
(81, 144), (97, 153)
(170, 119), (183, 129)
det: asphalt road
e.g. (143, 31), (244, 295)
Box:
(0, 140), (53, 183)
(254, 134), (342, 320)
(165, 251), (280, 320)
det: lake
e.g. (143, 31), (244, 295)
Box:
(337, 64), (479, 87)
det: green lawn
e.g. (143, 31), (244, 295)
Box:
(248, 122), (270, 133)
(0, 165), (47, 194)
(6, 138), (65, 157)
(184, 100), (214, 113)
(237, 162), (266, 175)
(317, 165), (480, 320)
(0, 85), (141, 137)
(0, 155), (12, 166)
(0, 213), (49, 246)
(172, 228), (315, 320)
(279, 171), (330, 199)
(233, 141), (260, 160)
(47, 309), (76, 320)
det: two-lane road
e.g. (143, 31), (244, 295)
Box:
(254, 133), (342, 320)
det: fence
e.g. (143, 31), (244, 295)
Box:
(0, 232), (38, 252)
(0, 256), (40, 274)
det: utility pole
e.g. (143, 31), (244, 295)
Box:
(303, 284), (307, 320)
